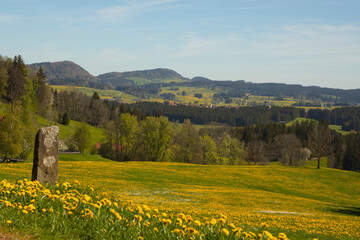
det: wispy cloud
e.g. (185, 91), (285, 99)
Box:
(96, 0), (179, 22)
(230, 24), (360, 63)
(0, 14), (21, 23)
(174, 34), (241, 58)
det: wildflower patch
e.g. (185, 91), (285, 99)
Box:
(0, 179), (289, 240)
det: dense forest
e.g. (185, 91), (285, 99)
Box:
(1, 55), (360, 172)
(307, 107), (360, 131)
(127, 102), (306, 126)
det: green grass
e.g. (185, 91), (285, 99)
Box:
(51, 85), (139, 103)
(37, 116), (105, 146)
(1, 156), (359, 239)
(51, 84), (337, 109)
(287, 118), (351, 134)
(126, 77), (153, 85)
(329, 124), (349, 135)
(159, 86), (217, 105)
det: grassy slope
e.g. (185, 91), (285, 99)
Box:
(51, 85), (139, 103)
(287, 118), (351, 134)
(37, 116), (105, 146)
(51, 84), (337, 109)
(1, 155), (359, 239)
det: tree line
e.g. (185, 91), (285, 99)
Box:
(0, 55), (52, 161)
(127, 101), (306, 126)
(1, 55), (359, 172)
(85, 108), (360, 172)
(307, 107), (360, 132)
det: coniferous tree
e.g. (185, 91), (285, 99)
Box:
(7, 55), (28, 101)
(62, 112), (70, 125)
(35, 67), (52, 115)
(0, 56), (10, 98)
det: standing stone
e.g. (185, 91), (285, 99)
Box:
(32, 126), (59, 184)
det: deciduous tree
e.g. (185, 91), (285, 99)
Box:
(73, 122), (92, 154)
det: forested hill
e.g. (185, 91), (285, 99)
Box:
(28, 60), (360, 104)
(187, 78), (360, 104)
(98, 68), (188, 82)
(28, 61), (97, 83)
(27, 61), (188, 88)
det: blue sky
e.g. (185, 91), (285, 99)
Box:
(1, 0), (359, 89)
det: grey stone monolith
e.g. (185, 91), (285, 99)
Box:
(32, 126), (59, 184)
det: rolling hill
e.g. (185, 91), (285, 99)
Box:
(28, 60), (360, 104)
(28, 61), (97, 82)
(98, 68), (189, 84)
(27, 61), (188, 87)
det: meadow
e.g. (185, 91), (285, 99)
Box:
(50, 85), (333, 109)
(0, 154), (359, 239)
(51, 85), (139, 103)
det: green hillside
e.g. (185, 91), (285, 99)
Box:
(1, 156), (359, 240)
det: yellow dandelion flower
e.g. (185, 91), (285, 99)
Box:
(210, 218), (217, 225)
(177, 213), (186, 219)
(279, 233), (287, 240)
(6, 220), (12, 224)
(222, 228), (230, 236)
(194, 220), (202, 226)
(115, 212), (122, 221)
(134, 215), (143, 222)
(68, 211), (73, 215)
(229, 223), (236, 229)
(154, 227), (158, 232)
(143, 204), (151, 211)
(22, 210), (28, 214)
(137, 205), (143, 212)
(85, 209), (94, 218)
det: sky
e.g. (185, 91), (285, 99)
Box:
(1, 0), (360, 89)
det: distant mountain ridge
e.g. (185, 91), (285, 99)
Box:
(27, 61), (188, 87)
(27, 60), (360, 104)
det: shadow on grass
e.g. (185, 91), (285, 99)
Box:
(329, 206), (360, 216)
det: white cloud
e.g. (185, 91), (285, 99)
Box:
(96, 0), (179, 23)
